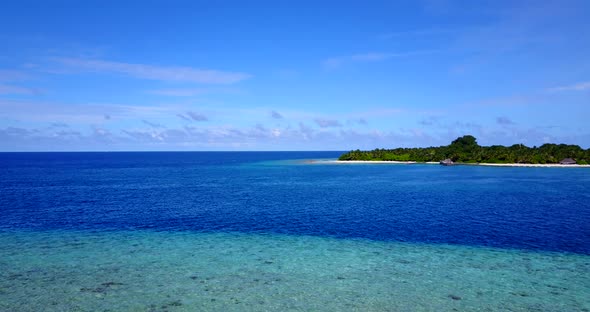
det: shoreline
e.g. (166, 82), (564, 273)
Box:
(318, 160), (590, 168)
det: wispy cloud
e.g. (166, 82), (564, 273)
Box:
(142, 120), (165, 128)
(54, 129), (81, 137)
(176, 114), (191, 122)
(322, 58), (343, 70)
(3, 120), (590, 151)
(349, 53), (395, 62)
(270, 110), (283, 119)
(496, 116), (515, 125)
(323, 50), (438, 69)
(352, 108), (407, 118)
(378, 28), (455, 39)
(419, 116), (441, 126)
(148, 88), (208, 96)
(0, 70), (30, 82)
(0, 69), (41, 95)
(0, 98), (183, 124)
(448, 2), (589, 73)
(466, 94), (535, 107)
(314, 118), (342, 128)
(346, 118), (368, 126)
(0, 84), (42, 95)
(50, 122), (69, 128)
(52, 58), (252, 84)
(177, 111), (208, 122)
(547, 81), (590, 92)
(186, 111), (208, 121)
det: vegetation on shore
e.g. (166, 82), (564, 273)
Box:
(338, 135), (590, 164)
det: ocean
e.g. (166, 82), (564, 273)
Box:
(0, 152), (589, 311)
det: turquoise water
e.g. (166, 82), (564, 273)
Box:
(1, 231), (588, 311)
(1, 152), (590, 310)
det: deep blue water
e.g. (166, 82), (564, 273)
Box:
(1, 152), (589, 254)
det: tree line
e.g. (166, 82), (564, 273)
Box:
(338, 135), (590, 164)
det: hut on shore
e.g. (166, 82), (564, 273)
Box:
(440, 158), (454, 166)
(559, 158), (576, 165)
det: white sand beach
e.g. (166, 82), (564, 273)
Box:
(474, 163), (590, 168)
(322, 160), (590, 167)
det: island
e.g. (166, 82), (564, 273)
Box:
(338, 135), (590, 166)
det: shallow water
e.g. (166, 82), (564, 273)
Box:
(1, 231), (588, 311)
(1, 152), (589, 310)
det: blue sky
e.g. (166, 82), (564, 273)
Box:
(0, 0), (589, 151)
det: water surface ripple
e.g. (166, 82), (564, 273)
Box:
(1, 152), (589, 254)
(1, 152), (590, 310)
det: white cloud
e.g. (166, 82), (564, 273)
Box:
(322, 50), (439, 69)
(0, 84), (41, 95)
(314, 118), (342, 128)
(0, 99), (184, 124)
(378, 28), (455, 40)
(346, 118), (368, 125)
(186, 111), (208, 122)
(350, 52), (402, 62)
(148, 88), (208, 96)
(0, 70), (29, 82)
(3, 121), (589, 151)
(142, 120), (165, 128)
(177, 111), (208, 122)
(270, 110), (283, 119)
(448, 2), (588, 74)
(547, 81), (590, 92)
(53, 58), (252, 84)
(50, 122), (69, 128)
(0, 70), (40, 95)
(496, 116), (516, 125)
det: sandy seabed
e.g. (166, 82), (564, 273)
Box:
(1, 231), (588, 311)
